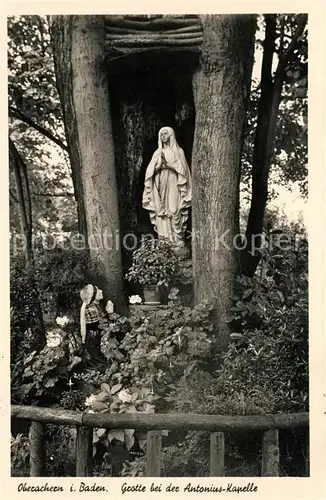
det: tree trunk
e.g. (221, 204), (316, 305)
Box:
(9, 138), (33, 261)
(192, 15), (256, 346)
(9, 138), (46, 349)
(50, 16), (125, 311)
(49, 17), (87, 236)
(242, 14), (307, 277)
(241, 15), (277, 276)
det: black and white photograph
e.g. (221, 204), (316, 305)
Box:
(8, 11), (314, 485)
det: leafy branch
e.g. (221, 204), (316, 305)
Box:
(9, 105), (68, 152)
(279, 14), (307, 62)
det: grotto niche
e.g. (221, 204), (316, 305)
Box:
(108, 50), (197, 253)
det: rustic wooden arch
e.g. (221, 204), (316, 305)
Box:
(104, 15), (203, 55)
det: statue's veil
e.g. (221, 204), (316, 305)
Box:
(157, 126), (180, 160)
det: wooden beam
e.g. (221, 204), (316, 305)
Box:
(261, 429), (280, 476)
(273, 413), (310, 429)
(82, 411), (309, 432)
(106, 32), (203, 40)
(11, 406), (309, 432)
(160, 25), (202, 34)
(83, 412), (308, 431)
(104, 16), (200, 30)
(106, 25), (202, 35)
(123, 15), (164, 21)
(29, 421), (46, 477)
(76, 426), (93, 477)
(11, 405), (83, 426)
(106, 46), (201, 56)
(123, 15), (198, 21)
(210, 432), (225, 476)
(146, 431), (162, 476)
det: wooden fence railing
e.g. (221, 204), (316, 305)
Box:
(11, 405), (309, 477)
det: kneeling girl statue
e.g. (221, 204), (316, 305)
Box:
(79, 284), (113, 367)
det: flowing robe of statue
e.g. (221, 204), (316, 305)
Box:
(142, 127), (192, 247)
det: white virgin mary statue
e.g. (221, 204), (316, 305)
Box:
(142, 127), (192, 247)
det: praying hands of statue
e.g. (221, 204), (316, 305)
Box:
(154, 153), (166, 174)
(161, 151), (166, 166)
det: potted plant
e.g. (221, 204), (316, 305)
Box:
(126, 238), (181, 304)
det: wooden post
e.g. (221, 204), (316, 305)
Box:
(210, 432), (225, 476)
(146, 430), (162, 476)
(261, 429), (280, 476)
(76, 426), (93, 477)
(29, 421), (46, 476)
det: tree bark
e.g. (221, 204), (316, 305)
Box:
(50, 16), (87, 236)
(9, 137), (46, 349)
(29, 421), (46, 476)
(192, 15), (256, 346)
(241, 15), (277, 276)
(9, 138), (32, 261)
(50, 16), (125, 311)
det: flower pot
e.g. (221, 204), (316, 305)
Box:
(143, 286), (161, 305)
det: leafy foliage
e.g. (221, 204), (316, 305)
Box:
(11, 433), (30, 477)
(225, 233), (308, 413)
(126, 238), (183, 288)
(8, 16), (63, 133)
(33, 245), (91, 316)
(241, 15), (308, 199)
(8, 15), (76, 238)
(11, 245), (91, 327)
(10, 254), (42, 336)
(10, 245), (98, 403)
(11, 217), (308, 476)
(67, 291), (216, 463)
(17, 327), (82, 403)
(59, 389), (86, 411)
(83, 384), (159, 455)
(45, 425), (77, 476)
(103, 292), (215, 388)
(157, 223), (308, 476)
